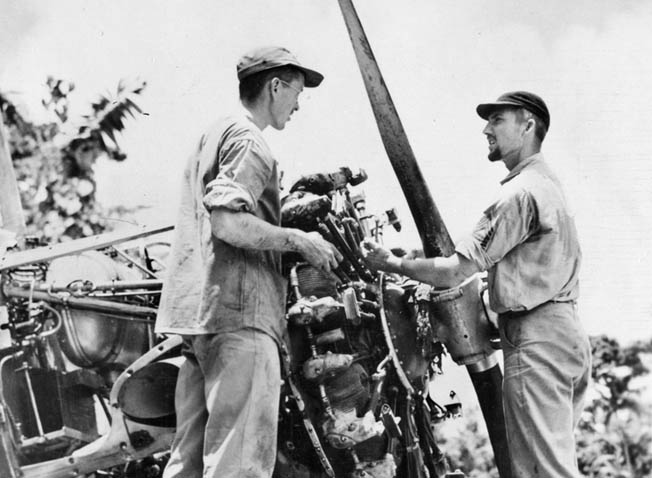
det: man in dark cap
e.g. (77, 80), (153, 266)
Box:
(156, 46), (342, 478)
(361, 91), (591, 477)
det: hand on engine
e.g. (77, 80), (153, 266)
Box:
(360, 239), (399, 273)
(298, 231), (343, 272)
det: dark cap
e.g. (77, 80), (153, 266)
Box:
(236, 46), (324, 88)
(476, 91), (550, 130)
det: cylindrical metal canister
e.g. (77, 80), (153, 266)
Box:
(428, 274), (495, 365)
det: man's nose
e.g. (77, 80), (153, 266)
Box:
(482, 123), (491, 135)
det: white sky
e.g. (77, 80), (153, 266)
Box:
(2, 0), (652, 344)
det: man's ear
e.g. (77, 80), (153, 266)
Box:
(525, 118), (535, 133)
(270, 77), (280, 95)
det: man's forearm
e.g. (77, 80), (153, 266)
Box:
(388, 254), (479, 289)
(384, 255), (437, 285)
(210, 208), (302, 252)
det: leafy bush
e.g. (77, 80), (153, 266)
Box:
(1, 77), (146, 242)
(436, 336), (652, 478)
(577, 336), (652, 478)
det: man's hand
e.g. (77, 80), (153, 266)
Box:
(210, 208), (343, 272)
(362, 238), (481, 287)
(360, 239), (402, 273)
(296, 231), (343, 272)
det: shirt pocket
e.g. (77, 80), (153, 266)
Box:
(499, 317), (523, 349)
(213, 246), (245, 310)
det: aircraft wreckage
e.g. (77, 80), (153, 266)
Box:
(0, 1), (510, 477)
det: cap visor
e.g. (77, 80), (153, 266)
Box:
(476, 101), (522, 120)
(298, 66), (324, 88)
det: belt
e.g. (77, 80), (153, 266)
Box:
(499, 300), (576, 319)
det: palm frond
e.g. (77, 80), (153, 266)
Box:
(71, 79), (147, 161)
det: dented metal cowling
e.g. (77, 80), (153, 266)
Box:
(428, 275), (495, 366)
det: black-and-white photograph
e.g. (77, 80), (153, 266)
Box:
(1, 1), (650, 477)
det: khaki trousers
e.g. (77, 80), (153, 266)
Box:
(162, 329), (281, 478)
(499, 302), (591, 478)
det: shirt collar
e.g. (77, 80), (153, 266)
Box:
(500, 152), (543, 185)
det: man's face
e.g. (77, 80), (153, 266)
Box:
(269, 75), (305, 130)
(482, 108), (526, 164)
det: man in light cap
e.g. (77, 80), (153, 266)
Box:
(157, 46), (342, 478)
(361, 91), (590, 477)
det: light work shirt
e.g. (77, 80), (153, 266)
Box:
(155, 110), (287, 342)
(455, 153), (581, 314)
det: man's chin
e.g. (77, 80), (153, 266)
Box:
(488, 150), (502, 162)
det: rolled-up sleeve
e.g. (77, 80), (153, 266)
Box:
(456, 187), (536, 271)
(203, 137), (272, 213)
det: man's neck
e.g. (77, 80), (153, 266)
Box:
(504, 144), (540, 171)
(241, 100), (270, 131)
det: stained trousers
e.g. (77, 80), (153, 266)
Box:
(162, 329), (281, 478)
(499, 302), (591, 478)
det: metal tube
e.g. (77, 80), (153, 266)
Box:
(88, 291), (161, 299)
(21, 364), (44, 436)
(323, 215), (373, 281)
(2, 285), (157, 319)
(317, 223), (357, 280)
(34, 279), (163, 293)
(39, 302), (63, 338)
(111, 247), (159, 279)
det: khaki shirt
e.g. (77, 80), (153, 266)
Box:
(456, 153), (580, 314)
(155, 110), (287, 342)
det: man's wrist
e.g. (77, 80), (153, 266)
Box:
(386, 255), (403, 274)
(285, 229), (305, 253)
